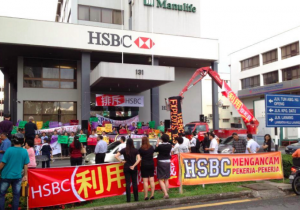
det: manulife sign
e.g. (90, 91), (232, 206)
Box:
(144, 0), (196, 13)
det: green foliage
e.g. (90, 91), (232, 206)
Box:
(282, 154), (293, 178)
(5, 186), (27, 209)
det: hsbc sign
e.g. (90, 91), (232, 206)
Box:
(88, 31), (155, 50)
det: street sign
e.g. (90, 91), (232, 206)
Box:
(265, 94), (300, 127)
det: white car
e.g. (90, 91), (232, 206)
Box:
(85, 138), (158, 165)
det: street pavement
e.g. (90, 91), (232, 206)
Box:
(150, 195), (299, 210)
(36, 158), (73, 168)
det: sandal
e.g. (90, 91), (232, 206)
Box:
(144, 197), (149, 200)
(150, 196), (155, 200)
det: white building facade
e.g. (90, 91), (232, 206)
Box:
(230, 25), (300, 142)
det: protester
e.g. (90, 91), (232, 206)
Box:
(61, 132), (69, 157)
(179, 133), (191, 152)
(41, 132), (48, 144)
(246, 134), (260, 154)
(51, 130), (58, 143)
(40, 139), (52, 168)
(155, 133), (172, 199)
(89, 130), (98, 138)
(190, 131), (200, 153)
(212, 131), (220, 144)
(205, 132), (218, 154)
(68, 132), (75, 146)
(172, 138), (179, 155)
(173, 137), (189, 154)
(202, 132), (210, 153)
(118, 136), (126, 159)
(231, 133), (247, 154)
(95, 135), (107, 164)
(0, 133), (29, 210)
(25, 116), (37, 140)
(25, 139), (37, 169)
(160, 121), (164, 126)
(34, 134), (42, 146)
(263, 134), (272, 152)
(139, 137), (155, 200)
(69, 136), (83, 166)
(0, 113), (13, 139)
(111, 127), (118, 134)
(0, 133), (11, 162)
(115, 138), (141, 203)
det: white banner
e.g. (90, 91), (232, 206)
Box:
(95, 94), (144, 107)
(36, 125), (81, 135)
(50, 140), (61, 156)
(96, 114), (139, 126)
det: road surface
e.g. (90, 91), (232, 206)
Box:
(149, 195), (299, 210)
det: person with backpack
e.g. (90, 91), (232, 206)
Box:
(190, 131), (200, 153)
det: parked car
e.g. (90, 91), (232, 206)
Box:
(285, 141), (300, 155)
(218, 134), (275, 154)
(85, 138), (158, 165)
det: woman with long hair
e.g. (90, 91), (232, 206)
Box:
(263, 134), (272, 152)
(69, 136), (83, 166)
(115, 138), (141, 202)
(155, 133), (172, 199)
(139, 137), (155, 200)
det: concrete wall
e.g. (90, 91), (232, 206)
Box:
(16, 57), (81, 121)
(138, 90), (151, 123)
(132, 0), (201, 37)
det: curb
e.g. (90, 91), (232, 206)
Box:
(81, 190), (253, 210)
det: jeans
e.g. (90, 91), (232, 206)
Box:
(124, 168), (138, 202)
(70, 157), (82, 166)
(0, 178), (22, 210)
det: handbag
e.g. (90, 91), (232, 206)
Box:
(81, 146), (86, 154)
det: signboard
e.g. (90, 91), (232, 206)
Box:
(105, 124), (113, 133)
(144, 0), (196, 13)
(58, 135), (68, 144)
(168, 96), (184, 142)
(266, 94), (300, 127)
(96, 94), (144, 107)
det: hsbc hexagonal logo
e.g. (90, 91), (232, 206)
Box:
(88, 31), (155, 50)
(134, 37), (155, 49)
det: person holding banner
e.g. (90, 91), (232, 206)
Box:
(155, 134), (172, 199)
(69, 136), (83, 166)
(205, 133), (218, 154)
(139, 137), (155, 200)
(61, 132), (69, 157)
(41, 132), (48, 144)
(115, 138), (141, 203)
(68, 132), (75, 146)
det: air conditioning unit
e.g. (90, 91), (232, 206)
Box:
(208, 114), (213, 118)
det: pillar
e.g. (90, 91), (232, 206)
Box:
(212, 62), (219, 130)
(3, 72), (9, 114)
(151, 58), (160, 127)
(9, 83), (17, 124)
(81, 52), (91, 128)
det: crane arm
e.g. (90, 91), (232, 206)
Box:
(179, 66), (259, 134)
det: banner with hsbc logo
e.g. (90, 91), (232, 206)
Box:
(95, 94), (144, 107)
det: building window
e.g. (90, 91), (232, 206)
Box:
(282, 65), (300, 81)
(263, 49), (278, 65)
(281, 42), (299, 59)
(78, 5), (123, 25)
(241, 55), (259, 71)
(24, 58), (77, 89)
(23, 101), (77, 124)
(241, 75), (260, 89)
(263, 71), (278, 85)
(222, 106), (230, 109)
(223, 119), (230, 123)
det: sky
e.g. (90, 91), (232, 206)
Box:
(1, 0), (300, 75)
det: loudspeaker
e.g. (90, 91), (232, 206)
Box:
(164, 120), (170, 129)
(200, 114), (204, 122)
(82, 120), (89, 131)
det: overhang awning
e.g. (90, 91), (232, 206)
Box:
(90, 62), (175, 93)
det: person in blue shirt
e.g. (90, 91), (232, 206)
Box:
(0, 132), (11, 162)
(0, 133), (29, 210)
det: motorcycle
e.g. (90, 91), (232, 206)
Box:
(290, 158), (300, 195)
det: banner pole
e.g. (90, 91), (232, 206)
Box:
(178, 153), (183, 194)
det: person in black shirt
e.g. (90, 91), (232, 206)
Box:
(203, 132), (210, 153)
(0, 113), (13, 140)
(155, 133), (172, 199)
(263, 134), (272, 152)
(115, 138), (141, 203)
(40, 139), (52, 168)
(25, 116), (37, 140)
(139, 137), (155, 200)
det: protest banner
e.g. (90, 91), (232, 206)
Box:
(95, 94), (144, 107)
(180, 152), (283, 185)
(28, 155), (179, 208)
(58, 135), (69, 144)
(105, 124), (113, 133)
(96, 114), (139, 127)
(87, 137), (97, 146)
(79, 134), (87, 143)
(36, 125), (81, 135)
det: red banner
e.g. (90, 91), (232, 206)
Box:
(95, 94), (144, 107)
(28, 155), (179, 208)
